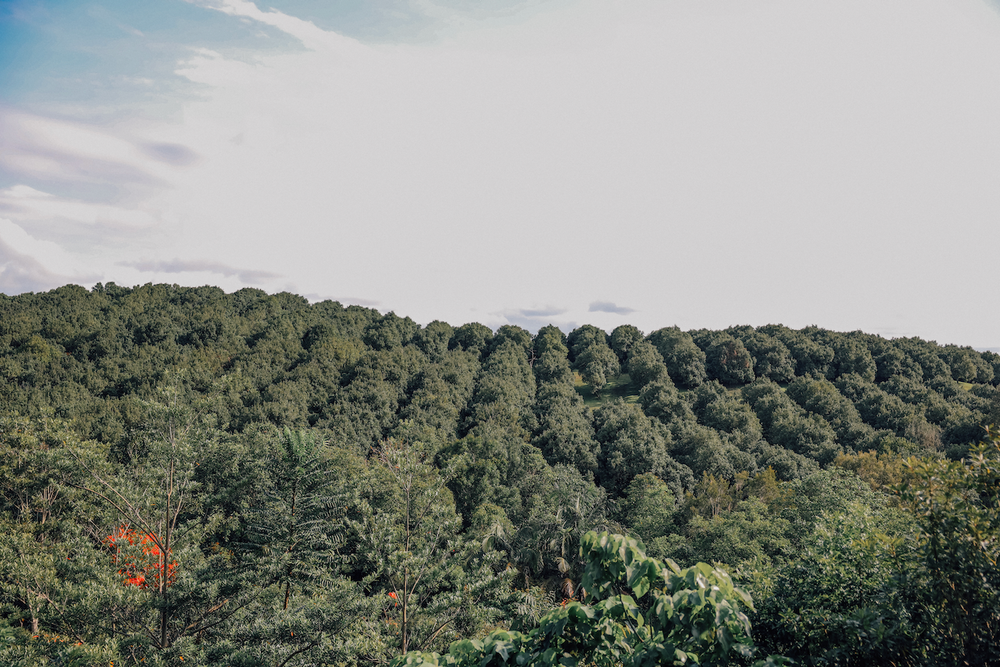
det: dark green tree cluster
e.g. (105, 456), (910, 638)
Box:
(0, 283), (998, 665)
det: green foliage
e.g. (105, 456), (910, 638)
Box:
(575, 346), (620, 398)
(940, 345), (994, 384)
(610, 325), (644, 365)
(894, 426), (1000, 665)
(415, 321), (456, 361)
(743, 378), (840, 464)
(511, 464), (611, 585)
(363, 312), (420, 351)
(870, 337), (923, 383)
(3, 284), (998, 665)
(450, 323), (494, 358)
(786, 376), (878, 450)
(464, 339), (537, 440)
(566, 326), (608, 362)
(349, 440), (514, 659)
(638, 379), (695, 427)
(618, 474), (676, 545)
(759, 325), (834, 379)
(646, 327), (707, 389)
(389, 531), (785, 667)
(625, 341), (670, 391)
(491, 326), (533, 358)
(751, 502), (909, 666)
(693, 331), (756, 387)
(568, 328), (619, 398)
(829, 337), (876, 382)
(253, 429), (344, 610)
(533, 326), (568, 360)
(399, 349), (480, 443)
(727, 327), (795, 384)
(982, 350), (1000, 387)
(593, 401), (678, 498)
(437, 433), (548, 523)
(532, 384), (599, 476)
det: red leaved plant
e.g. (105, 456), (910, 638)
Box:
(105, 526), (178, 589)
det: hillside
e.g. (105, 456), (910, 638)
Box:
(1, 282), (998, 666)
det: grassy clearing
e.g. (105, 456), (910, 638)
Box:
(574, 372), (640, 409)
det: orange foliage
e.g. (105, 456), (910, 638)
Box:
(104, 526), (178, 589)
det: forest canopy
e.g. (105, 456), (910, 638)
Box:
(1, 283), (998, 666)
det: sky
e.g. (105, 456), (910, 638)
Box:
(1, 0), (1000, 348)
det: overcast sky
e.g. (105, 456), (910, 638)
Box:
(2, 0), (999, 347)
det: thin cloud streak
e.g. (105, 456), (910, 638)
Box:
(141, 143), (200, 167)
(0, 186), (158, 227)
(122, 258), (281, 283)
(518, 306), (567, 318)
(589, 301), (635, 315)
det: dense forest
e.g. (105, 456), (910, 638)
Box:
(1, 282), (999, 666)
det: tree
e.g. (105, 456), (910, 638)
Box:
(625, 341), (670, 390)
(511, 465), (611, 586)
(894, 426), (1000, 665)
(389, 531), (787, 667)
(533, 384), (600, 476)
(252, 429), (344, 611)
(575, 345), (619, 398)
(759, 325), (834, 379)
(610, 325), (643, 365)
(533, 349), (574, 386)
(698, 390), (762, 443)
(363, 312), (420, 351)
(743, 378), (840, 464)
(566, 325), (608, 363)
(727, 328), (795, 384)
(593, 401), (688, 498)
(829, 337), (876, 382)
(670, 422), (756, 482)
(618, 473), (676, 545)
(751, 502), (909, 666)
(982, 350), (1000, 388)
(490, 326), (533, 359)
(698, 333), (755, 387)
(566, 327), (619, 398)
(414, 321), (455, 361)
(682, 493), (791, 568)
(323, 346), (426, 450)
(785, 376), (874, 450)
(0, 414), (111, 640)
(437, 433), (549, 524)
(638, 380), (696, 428)
(463, 339), (537, 440)
(450, 323), (493, 359)
(350, 440), (513, 660)
(71, 391), (255, 654)
(871, 338), (922, 383)
(647, 327), (707, 389)
(835, 373), (925, 440)
(533, 326), (568, 360)
(399, 350), (480, 443)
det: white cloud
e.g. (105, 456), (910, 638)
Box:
(4, 0), (1000, 346)
(186, 0), (342, 51)
(0, 186), (158, 227)
(0, 218), (93, 279)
